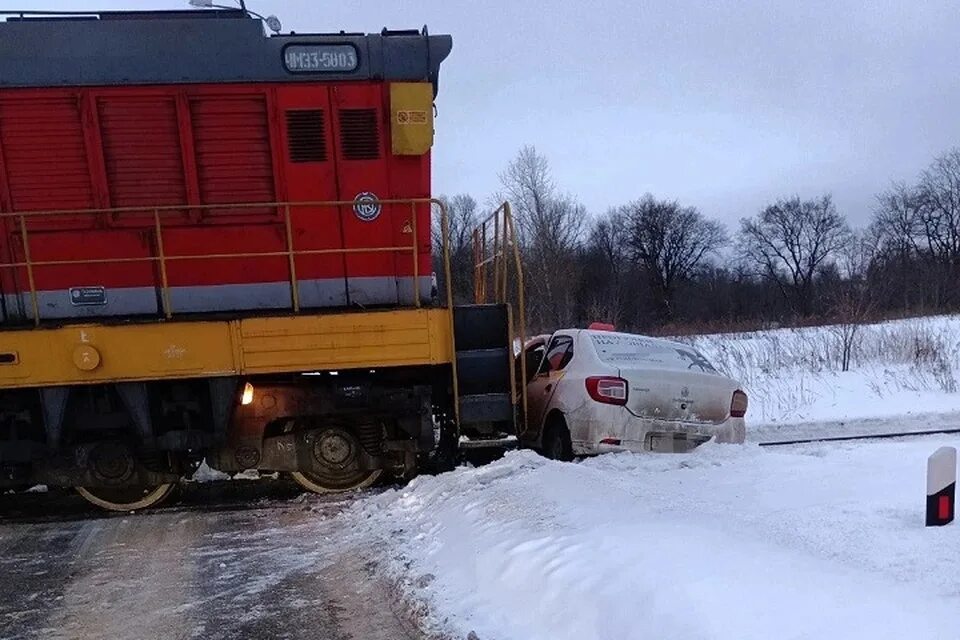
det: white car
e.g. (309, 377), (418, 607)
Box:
(516, 327), (747, 459)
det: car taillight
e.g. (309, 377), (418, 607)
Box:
(730, 390), (748, 418)
(585, 376), (628, 405)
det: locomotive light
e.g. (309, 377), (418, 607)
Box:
(241, 382), (255, 406)
(263, 15), (282, 33)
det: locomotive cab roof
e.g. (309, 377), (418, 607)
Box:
(0, 9), (452, 92)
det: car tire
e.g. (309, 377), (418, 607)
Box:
(542, 416), (573, 462)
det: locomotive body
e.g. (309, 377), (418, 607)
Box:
(0, 11), (448, 321)
(0, 9), (517, 511)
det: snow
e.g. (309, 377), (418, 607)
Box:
(680, 314), (960, 428)
(190, 461), (230, 482)
(189, 461), (276, 482)
(346, 440), (960, 640)
(339, 315), (960, 638)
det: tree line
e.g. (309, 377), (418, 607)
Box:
(434, 145), (960, 335)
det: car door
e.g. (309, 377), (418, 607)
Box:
(525, 334), (574, 439)
(516, 339), (546, 439)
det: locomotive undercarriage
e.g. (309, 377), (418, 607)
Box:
(0, 366), (449, 511)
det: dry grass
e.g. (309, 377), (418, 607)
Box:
(670, 314), (960, 422)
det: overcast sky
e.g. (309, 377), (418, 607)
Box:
(29, 1), (960, 228)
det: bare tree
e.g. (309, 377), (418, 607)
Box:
(916, 148), (960, 307)
(918, 149), (960, 258)
(739, 195), (851, 317)
(581, 208), (630, 325)
(829, 231), (878, 371)
(499, 145), (585, 329)
(872, 183), (923, 255)
(619, 194), (726, 321)
(870, 183), (924, 310)
(432, 194), (479, 304)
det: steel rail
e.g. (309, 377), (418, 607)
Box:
(758, 428), (960, 447)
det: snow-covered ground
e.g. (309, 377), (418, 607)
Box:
(680, 314), (960, 431)
(343, 315), (960, 639)
(346, 438), (960, 640)
(11, 315), (960, 640)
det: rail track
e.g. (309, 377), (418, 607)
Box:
(759, 427), (960, 447)
(0, 477), (372, 525)
(6, 429), (959, 524)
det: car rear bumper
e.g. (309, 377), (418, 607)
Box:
(568, 404), (746, 455)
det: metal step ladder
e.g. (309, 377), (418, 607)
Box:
(453, 303), (518, 445)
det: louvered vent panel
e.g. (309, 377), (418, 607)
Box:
(338, 108), (380, 160)
(98, 96), (186, 208)
(0, 96), (94, 211)
(285, 109), (327, 163)
(190, 95), (275, 206)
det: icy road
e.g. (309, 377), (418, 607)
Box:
(0, 483), (423, 640)
(2, 434), (960, 640)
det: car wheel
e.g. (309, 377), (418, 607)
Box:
(542, 416), (573, 462)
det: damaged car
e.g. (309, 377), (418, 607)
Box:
(516, 325), (747, 460)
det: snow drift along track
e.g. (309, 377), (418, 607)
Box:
(345, 440), (960, 640)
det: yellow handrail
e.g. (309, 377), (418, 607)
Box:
(0, 198), (452, 328)
(472, 202), (527, 435)
(440, 200), (459, 427)
(282, 203), (300, 313)
(152, 208), (172, 319)
(16, 214), (40, 327)
(411, 200), (420, 308)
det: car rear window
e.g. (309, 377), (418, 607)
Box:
(589, 333), (718, 373)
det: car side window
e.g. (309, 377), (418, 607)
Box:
(521, 344), (546, 383)
(539, 335), (574, 374)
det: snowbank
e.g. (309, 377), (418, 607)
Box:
(346, 441), (960, 640)
(679, 314), (960, 429)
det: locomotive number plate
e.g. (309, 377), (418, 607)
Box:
(284, 44), (358, 73)
(69, 286), (106, 306)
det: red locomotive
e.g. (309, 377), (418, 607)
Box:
(0, 9), (449, 323)
(0, 8), (524, 512)
(0, 8), (521, 511)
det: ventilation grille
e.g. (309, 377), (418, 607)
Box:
(285, 109), (327, 163)
(0, 97), (94, 211)
(338, 108), (380, 160)
(189, 95), (275, 207)
(98, 96), (187, 208)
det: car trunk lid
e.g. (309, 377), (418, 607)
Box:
(618, 366), (737, 425)
(587, 331), (738, 425)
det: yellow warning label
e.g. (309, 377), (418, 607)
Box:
(396, 110), (429, 125)
(390, 83), (433, 155)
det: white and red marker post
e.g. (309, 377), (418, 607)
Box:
(926, 446), (956, 527)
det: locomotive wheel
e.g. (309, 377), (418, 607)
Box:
(75, 483), (177, 512)
(289, 426), (382, 494)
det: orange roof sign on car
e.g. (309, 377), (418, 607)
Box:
(588, 322), (616, 331)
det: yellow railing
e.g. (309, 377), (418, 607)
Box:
(0, 198), (447, 325)
(472, 202), (527, 430)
